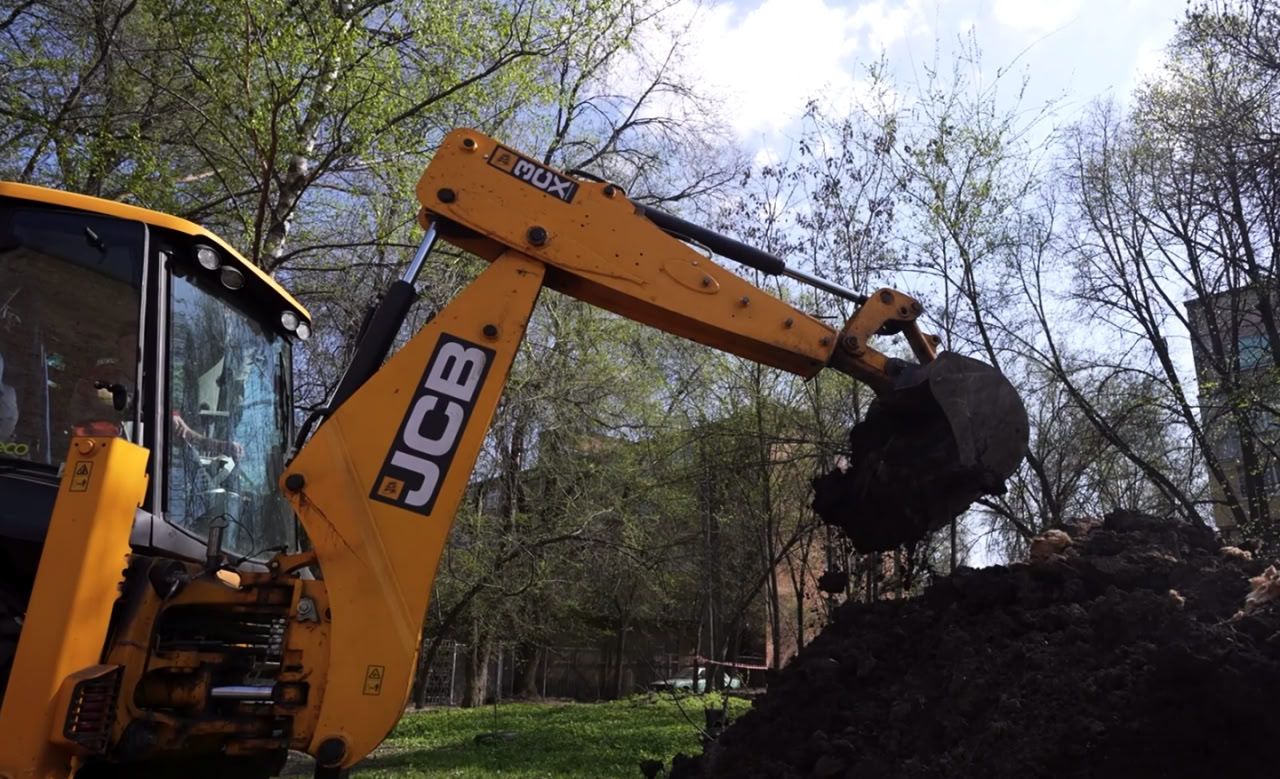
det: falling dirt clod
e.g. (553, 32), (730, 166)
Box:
(672, 511), (1280, 778)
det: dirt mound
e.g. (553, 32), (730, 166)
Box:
(672, 511), (1280, 779)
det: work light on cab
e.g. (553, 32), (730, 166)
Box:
(219, 265), (245, 290)
(194, 244), (221, 270)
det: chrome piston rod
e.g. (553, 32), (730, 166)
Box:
(210, 685), (274, 700)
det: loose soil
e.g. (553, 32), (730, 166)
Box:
(810, 393), (970, 552)
(672, 511), (1280, 778)
(812, 352), (1030, 553)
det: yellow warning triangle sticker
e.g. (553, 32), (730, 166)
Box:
(74, 463), (90, 476)
(368, 667), (382, 679)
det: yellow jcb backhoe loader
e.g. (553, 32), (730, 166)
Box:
(0, 129), (1028, 778)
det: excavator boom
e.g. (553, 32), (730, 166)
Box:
(284, 129), (1028, 767)
(412, 131), (1029, 551)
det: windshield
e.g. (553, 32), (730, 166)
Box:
(0, 206), (143, 467)
(167, 269), (294, 560)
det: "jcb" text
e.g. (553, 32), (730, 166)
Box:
(371, 335), (495, 515)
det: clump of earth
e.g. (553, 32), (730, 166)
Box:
(671, 511), (1280, 778)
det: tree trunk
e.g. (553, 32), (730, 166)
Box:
(766, 572), (782, 669)
(790, 524), (813, 654)
(753, 393), (783, 670)
(692, 602), (704, 696)
(514, 641), (542, 698)
(411, 633), (429, 709)
(462, 626), (492, 708)
(728, 625), (743, 690)
(793, 561), (806, 655)
(613, 621), (629, 699)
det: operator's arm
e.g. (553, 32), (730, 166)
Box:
(172, 412), (243, 459)
(0, 382), (15, 440)
(0, 352), (15, 440)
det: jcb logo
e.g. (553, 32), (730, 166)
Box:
(371, 334), (495, 515)
(488, 144), (579, 203)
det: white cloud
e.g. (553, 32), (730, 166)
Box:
(752, 144), (781, 170)
(991, 0), (1083, 32)
(661, 0), (930, 138)
(850, 0), (932, 51)
(1131, 38), (1164, 84)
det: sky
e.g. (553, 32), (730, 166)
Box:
(651, 0), (1190, 565)
(665, 0), (1183, 157)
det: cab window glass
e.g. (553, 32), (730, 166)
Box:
(166, 268), (295, 559)
(0, 206), (142, 465)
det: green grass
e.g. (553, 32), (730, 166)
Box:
(350, 695), (750, 778)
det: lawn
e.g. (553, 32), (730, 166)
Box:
(347, 695), (750, 778)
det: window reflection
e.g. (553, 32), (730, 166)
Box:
(0, 208), (142, 465)
(167, 270), (294, 559)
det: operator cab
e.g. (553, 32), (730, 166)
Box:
(0, 184), (310, 602)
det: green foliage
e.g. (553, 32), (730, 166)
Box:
(18, 0), (1280, 704)
(350, 697), (749, 778)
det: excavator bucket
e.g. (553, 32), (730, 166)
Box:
(813, 352), (1029, 552)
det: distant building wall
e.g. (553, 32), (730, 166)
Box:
(766, 533), (834, 666)
(1185, 286), (1280, 534)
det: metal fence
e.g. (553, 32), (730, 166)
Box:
(417, 639), (515, 706)
(418, 639), (463, 706)
(416, 642), (762, 706)
(540, 646), (677, 700)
